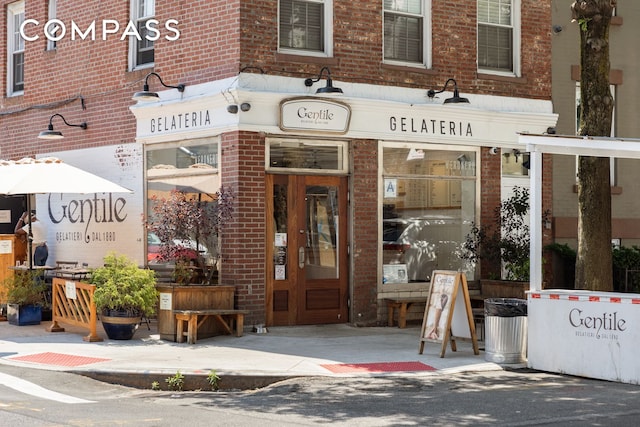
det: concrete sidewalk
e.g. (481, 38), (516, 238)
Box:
(0, 319), (506, 389)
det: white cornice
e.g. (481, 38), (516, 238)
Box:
(130, 73), (557, 149)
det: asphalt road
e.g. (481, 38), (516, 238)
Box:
(1, 365), (639, 426)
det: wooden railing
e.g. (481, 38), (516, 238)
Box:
(48, 277), (102, 342)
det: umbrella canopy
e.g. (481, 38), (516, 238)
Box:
(0, 157), (132, 269)
(0, 157), (132, 195)
(147, 163), (220, 195)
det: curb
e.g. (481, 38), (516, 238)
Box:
(73, 370), (300, 391)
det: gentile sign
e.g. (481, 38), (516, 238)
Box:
(280, 97), (351, 134)
(528, 290), (640, 384)
(36, 144), (144, 267)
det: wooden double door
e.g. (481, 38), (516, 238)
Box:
(266, 174), (348, 325)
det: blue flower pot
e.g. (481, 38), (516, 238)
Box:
(101, 309), (141, 340)
(7, 304), (42, 326)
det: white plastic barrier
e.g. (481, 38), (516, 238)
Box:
(528, 290), (640, 384)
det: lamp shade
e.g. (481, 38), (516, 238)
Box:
(132, 90), (161, 102)
(37, 129), (64, 140)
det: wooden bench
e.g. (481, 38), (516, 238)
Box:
(386, 297), (427, 328)
(173, 309), (248, 344)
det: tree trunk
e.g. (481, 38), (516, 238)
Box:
(572, 1), (615, 291)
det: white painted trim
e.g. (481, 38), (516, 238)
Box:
(131, 75), (557, 149)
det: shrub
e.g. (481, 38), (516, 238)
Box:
(90, 252), (158, 316)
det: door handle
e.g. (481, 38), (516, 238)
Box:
(298, 247), (305, 268)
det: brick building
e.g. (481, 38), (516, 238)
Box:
(0, 1), (556, 327)
(551, 2), (640, 291)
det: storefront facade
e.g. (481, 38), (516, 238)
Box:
(131, 74), (556, 327)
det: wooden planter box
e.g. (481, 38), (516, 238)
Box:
(155, 285), (235, 341)
(480, 280), (529, 299)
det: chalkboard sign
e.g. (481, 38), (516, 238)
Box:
(419, 270), (479, 358)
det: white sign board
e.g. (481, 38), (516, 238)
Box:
(0, 240), (12, 254)
(384, 179), (397, 198)
(383, 264), (408, 284)
(528, 290), (640, 384)
(36, 144), (144, 267)
(0, 210), (11, 224)
(65, 281), (77, 300)
(280, 98), (351, 134)
(159, 292), (172, 310)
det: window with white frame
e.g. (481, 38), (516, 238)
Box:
(46, 0), (57, 51)
(381, 144), (478, 284)
(145, 139), (220, 263)
(7, 1), (25, 96)
(383, 0), (431, 67)
(130, 0), (155, 70)
(279, 0), (333, 56)
(477, 0), (520, 76)
(575, 83), (617, 184)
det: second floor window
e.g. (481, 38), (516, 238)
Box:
(279, 0), (332, 56)
(130, 0), (155, 69)
(383, 0), (429, 66)
(477, 0), (520, 76)
(7, 1), (25, 95)
(47, 0), (58, 51)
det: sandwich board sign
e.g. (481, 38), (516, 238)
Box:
(419, 270), (479, 358)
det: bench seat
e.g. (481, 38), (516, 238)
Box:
(385, 297), (427, 328)
(173, 309), (248, 344)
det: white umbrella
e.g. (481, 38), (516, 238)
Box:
(0, 157), (132, 269)
(0, 157), (132, 195)
(147, 163), (220, 195)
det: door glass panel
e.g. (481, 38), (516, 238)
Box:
(273, 183), (288, 280)
(305, 185), (338, 280)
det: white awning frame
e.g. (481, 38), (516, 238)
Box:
(520, 133), (640, 290)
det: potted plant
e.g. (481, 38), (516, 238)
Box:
(4, 270), (47, 326)
(458, 187), (550, 298)
(145, 188), (236, 341)
(89, 252), (159, 340)
(145, 187), (234, 285)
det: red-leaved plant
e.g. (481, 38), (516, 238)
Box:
(145, 188), (234, 283)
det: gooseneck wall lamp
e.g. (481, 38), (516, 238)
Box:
(427, 78), (470, 104)
(132, 72), (186, 102)
(37, 113), (87, 140)
(304, 67), (343, 95)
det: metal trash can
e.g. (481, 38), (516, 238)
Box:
(484, 298), (527, 364)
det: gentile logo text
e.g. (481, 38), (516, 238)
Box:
(569, 308), (626, 340)
(21, 19), (180, 42)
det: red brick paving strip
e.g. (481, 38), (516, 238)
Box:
(9, 352), (111, 367)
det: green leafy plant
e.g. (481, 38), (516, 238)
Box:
(545, 243), (577, 261)
(151, 381), (160, 391)
(612, 246), (640, 293)
(207, 369), (220, 391)
(4, 270), (47, 306)
(165, 371), (184, 391)
(90, 252), (158, 316)
(459, 187), (549, 281)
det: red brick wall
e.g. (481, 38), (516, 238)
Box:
(2, 1), (552, 159)
(240, 0), (551, 99)
(220, 131), (266, 325)
(0, 0), (240, 159)
(0, 0), (552, 325)
(351, 139), (379, 325)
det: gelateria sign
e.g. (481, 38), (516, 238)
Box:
(280, 98), (351, 134)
